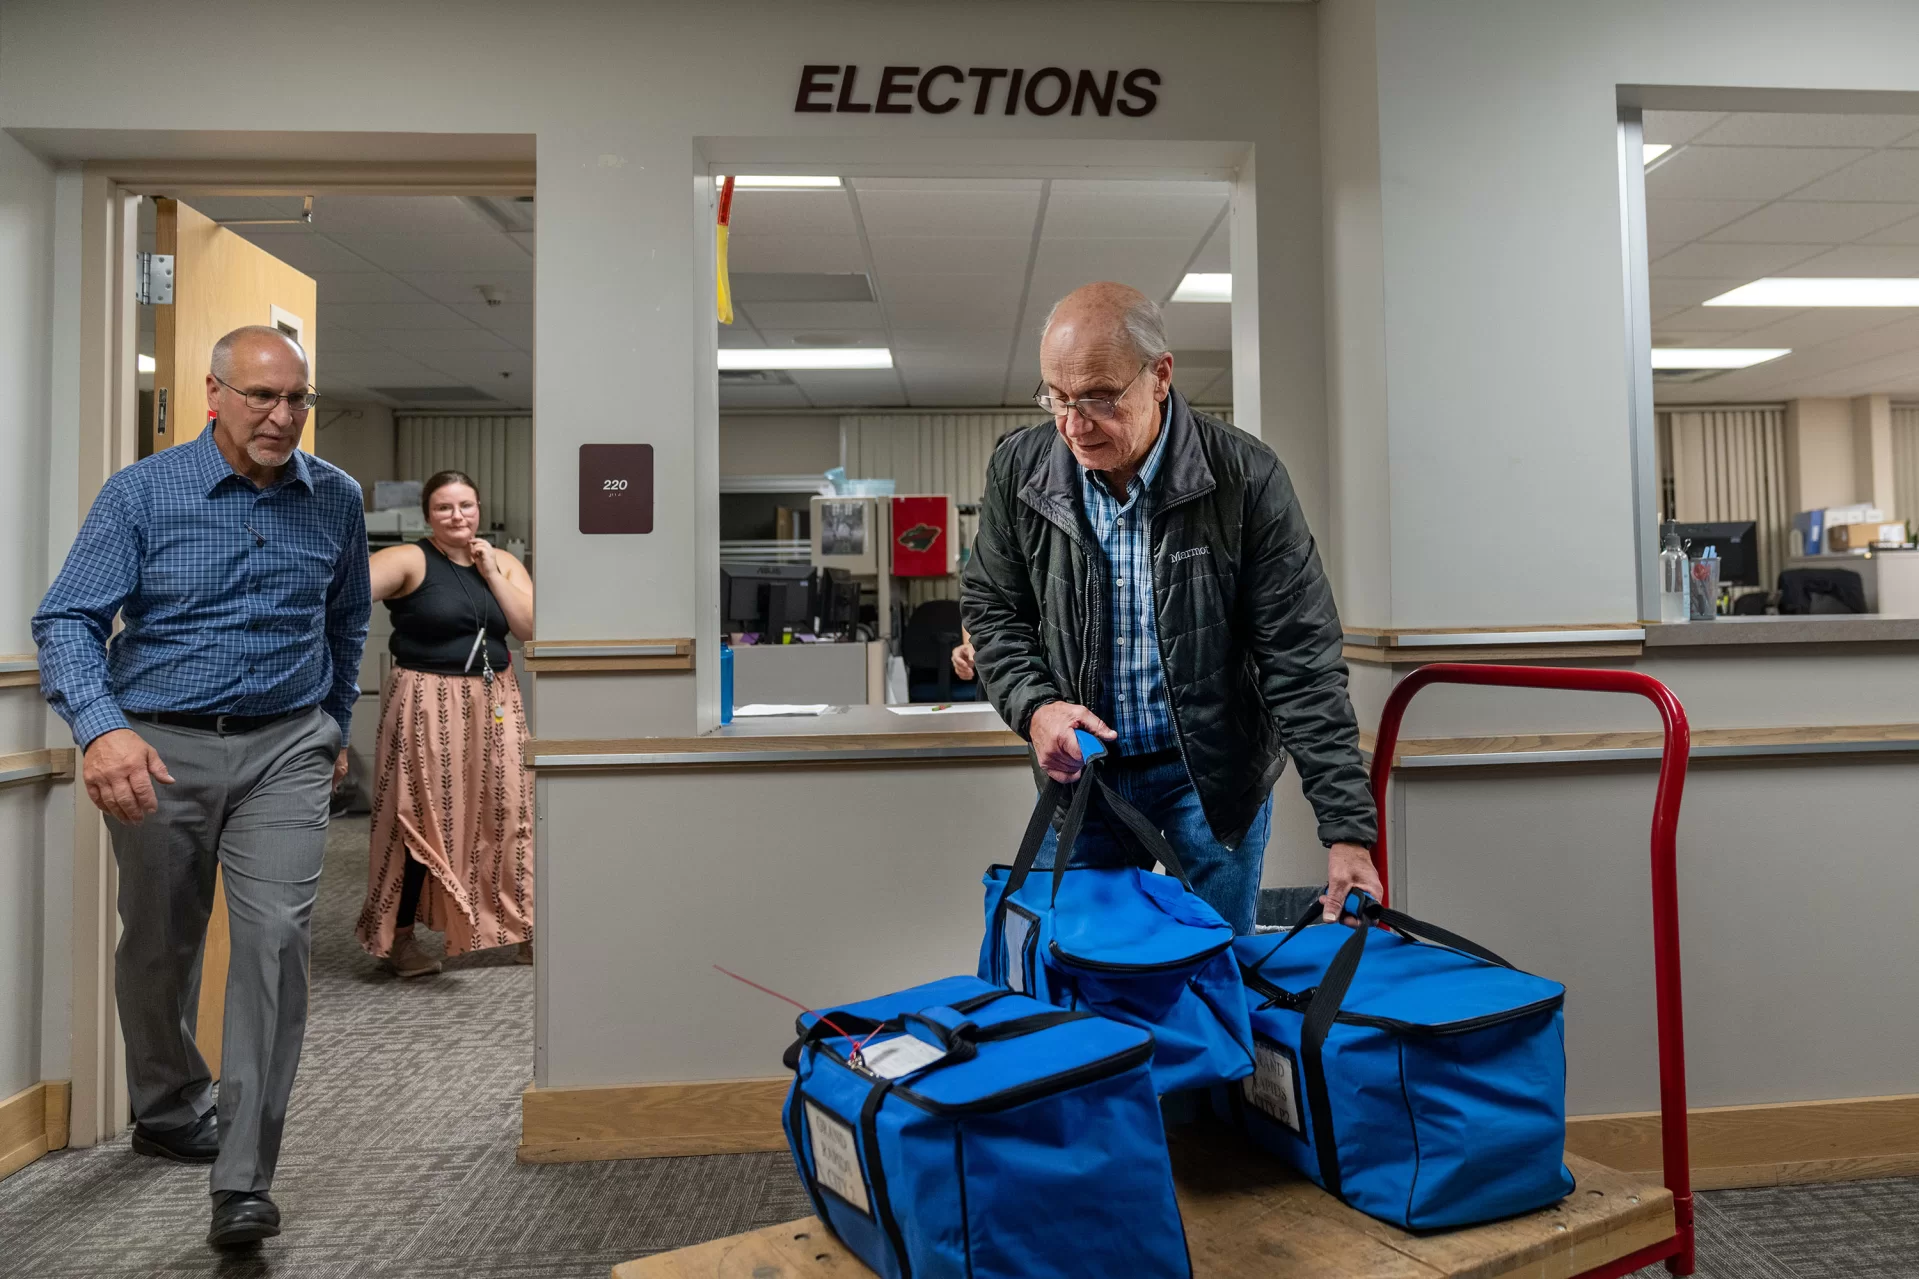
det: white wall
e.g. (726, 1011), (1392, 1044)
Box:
(0, 127), (55, 1099)
(718, 415), (838, 477)
(312, 400), (396, 509)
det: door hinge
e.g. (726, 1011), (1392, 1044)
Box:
(135, 253), (174, 305)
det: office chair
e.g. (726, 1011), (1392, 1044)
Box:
(1776, 567), (1868, 615)
(901, 598), (980, 702)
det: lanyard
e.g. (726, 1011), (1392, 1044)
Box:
(433, 541), (508, 728)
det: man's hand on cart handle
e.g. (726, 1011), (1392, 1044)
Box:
(1030, 701), (1118, 783)
(1324, 843), (1383, 924)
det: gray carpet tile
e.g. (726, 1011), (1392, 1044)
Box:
(6, 815), (1917, 1277)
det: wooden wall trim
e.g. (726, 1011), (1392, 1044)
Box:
(0, 1082), (70, 1183)
(1345, 642), (1644, 666)
(1566, 1093), (1919, 1191)
(1363, 723), (1919, 768)
(521, 1078), (1919, 1189)
(522, 638), (694, 673)
(519, 1080), (788, 1164)
(0, 654), (38, 688)
(0, 749), (76, 788)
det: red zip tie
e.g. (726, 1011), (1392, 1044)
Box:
(712, 964), (886, 1064)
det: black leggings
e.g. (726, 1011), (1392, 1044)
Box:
(397, 855), (428, 929)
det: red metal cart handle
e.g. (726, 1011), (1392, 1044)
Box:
(1366, 663), (1695, 1276)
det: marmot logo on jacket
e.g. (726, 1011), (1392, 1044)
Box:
(1170, 546), (1210, 564)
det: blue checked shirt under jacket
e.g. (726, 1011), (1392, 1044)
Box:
(33, 425), (371, 749)
(1080, 397), (1178, 757)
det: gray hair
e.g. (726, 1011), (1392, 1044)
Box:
(1040, 291), (1171, 363)
(210, 325), (307, 382)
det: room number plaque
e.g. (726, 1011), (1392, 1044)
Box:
(578, 443), (655, 534)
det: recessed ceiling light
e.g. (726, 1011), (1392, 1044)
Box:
(1705, 277), (1919, 307)
(137, 354), (156, 374)
(718, 347), (892, 370)
(1171, 273), (1231, 303)
(1649, 347), (1790, 370)
(726, 175), (842, 189)
(1643, 143), (1672, 166)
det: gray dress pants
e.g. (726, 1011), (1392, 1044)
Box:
(107, 706), (339, 1195)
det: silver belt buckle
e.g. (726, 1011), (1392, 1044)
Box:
(215, 714), (234, 735)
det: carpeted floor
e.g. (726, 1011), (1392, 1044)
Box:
(1, 817), (1914, 1278)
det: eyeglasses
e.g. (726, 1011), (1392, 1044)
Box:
(1033, 359), (1152, 423)
(215, 375), (320, 413)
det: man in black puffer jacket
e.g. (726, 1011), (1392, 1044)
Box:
(961, 282), (1378, 934)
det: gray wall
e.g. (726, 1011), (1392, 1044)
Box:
(0, 128), (55, 1100)
(312, 400), (396, 510)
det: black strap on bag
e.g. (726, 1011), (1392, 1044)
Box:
(1243, 894), (1518, 1199)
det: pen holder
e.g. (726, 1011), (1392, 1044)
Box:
(1688, 557), (1721, 620)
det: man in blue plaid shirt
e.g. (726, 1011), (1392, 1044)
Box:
(34, 326), (369, 1248)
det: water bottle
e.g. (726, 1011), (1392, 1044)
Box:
(719, 642), (734, 725)
(1659, 524), (1689, 623)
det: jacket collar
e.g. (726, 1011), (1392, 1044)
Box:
(192, 421), (314, 495)
(1021, 385), (1215, 526)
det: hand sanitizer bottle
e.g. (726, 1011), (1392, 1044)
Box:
(1659, 524), (1689, 623)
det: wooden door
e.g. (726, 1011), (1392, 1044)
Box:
(151, 198), (320, 1077)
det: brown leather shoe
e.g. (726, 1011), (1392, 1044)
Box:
(385, 927), (441, 978)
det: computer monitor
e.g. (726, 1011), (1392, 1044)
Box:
(721, 564), (814, 636)
(1672, 521), (1759, 588)
(813, 568), (861, 633)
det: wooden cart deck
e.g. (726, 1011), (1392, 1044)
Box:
(613, 1133), (1675, 1279)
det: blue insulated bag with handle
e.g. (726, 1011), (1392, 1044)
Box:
(979, 731), (1255, 1094)
(782, 974), (1192, 1279)
(1217, 894), (1575, 1229)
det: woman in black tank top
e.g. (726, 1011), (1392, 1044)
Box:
(352, 470), (536, 977)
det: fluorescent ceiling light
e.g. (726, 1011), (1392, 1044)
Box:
(726, 175), (842, 189)
(718, 347), (892, 370)
(1643, 143), (1672, 165)
(1649, 347), (1790, 370)
(137, 354), (156, 373)
(1705, 277), (1919, 307)
(1171, 273), (1231, 303)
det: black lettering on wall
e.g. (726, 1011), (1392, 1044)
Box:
(1119, 68), (1160, 117)
(1025, 67), (1071, 116)
(1072, 69), (1118, 117)
(969, 68), (1009, 115)
(919, 65), (964, 113)
(795, 64), (839, 113)
(1004, 68), (1026, 115)
(836, 64), (873, 113)
(876, 65), (919, 114)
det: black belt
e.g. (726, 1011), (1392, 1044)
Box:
(131, 707), (313, 736)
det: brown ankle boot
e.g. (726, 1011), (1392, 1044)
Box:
(386, 927), (442, 978)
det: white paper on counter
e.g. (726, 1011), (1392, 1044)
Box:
(885, 703), (1000, 715)
(731, 703), (833, 717)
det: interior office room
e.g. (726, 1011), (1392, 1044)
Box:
(2, 2), (1919, 1278)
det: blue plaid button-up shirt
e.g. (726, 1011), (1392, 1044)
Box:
(33, 425), (371, 748)
(1081, 397), (1177, 756)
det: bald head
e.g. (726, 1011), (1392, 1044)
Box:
(1036, 282), (1174, 490)
(210, 325), (307, 383)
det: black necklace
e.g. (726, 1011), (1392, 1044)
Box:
(430, 538), (505, 728)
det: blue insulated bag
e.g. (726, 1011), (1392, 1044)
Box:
(979, 732), (1255, 1095)
(781, 974), (1191, 1279)
(1217, 895), (1575, 1229)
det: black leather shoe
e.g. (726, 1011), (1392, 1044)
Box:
(208, 1191), (280, 1248)
(130, 1107), (218, 1164)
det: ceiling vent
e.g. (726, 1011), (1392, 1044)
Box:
(731, 272), (874, 303)
(717, 369), (795, 386)
(370, 385), (499, 403)
(1651, 366), (1733, 385)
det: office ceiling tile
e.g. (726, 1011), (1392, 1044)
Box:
(752, 327), (892, 348)
(853, 177), (1044, 193)
(1189, 219), (1230, 273)
(325, 233), (532, 274)
(361, 327), (521, 354)
(318, 352), (460, 386)
(880, 271), (1023, 312)
(308, 195), (492, 236)
(1706, 200), (1919, 244)
(903, 375), (1013, 407)
(868, 235), (1032, 278)
(445, 302), (534, 341)
(1645, 199), (1764, 245)
(888, 328), (1009, 354)
(893, 344), (1009, 373)
(1721, 308), (1916, 350)
(1791, 148), (1919, 202)
(727, 190), (859, 237)
(854, 187), (1043, 239)
(1694, 113), (1919, 149)
(718, 383), (811, 409)
(1641, 111), (1729, 146)
(417, 349), (534, 387)
(394, 270), (532, 308)
(1163, 303), (1232, 349)
(1855, 211), (1919, 245)
(786, 370), (905, 405)
(242, 232), (381, 275)
(1649, 303), (1782, 333)
(1042, 182), (1229, 240)
(888, 298), (1020, 330)
(1029, 237), (1196, 294)
(1187, 369), (1233, 403)
(312, 325), (383, 354)
(327, 302), (479, 331)
(726, 234), (869, 273)
(310, 271), (433, 305)
(1645, 146), (1868, 201)
(1776, 244), (1919, 275)
(1646, 277), (1754, 311)
(736, 300), (885, 329)
(1650, 240), (1825, 279)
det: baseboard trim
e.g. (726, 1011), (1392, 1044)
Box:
(518, 1079), (787, 1164)
(1567, 1092), (1919, 1190)
(0, 1081), (71, 1182)
(521, 1078), (1919, 1184)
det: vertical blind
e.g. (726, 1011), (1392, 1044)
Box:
(1657, 406), (1789, 591)
(395, 414), (534, 551)
(1891, 405), (1919, 525)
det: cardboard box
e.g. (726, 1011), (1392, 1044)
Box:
(1825, 521), (1907, 551)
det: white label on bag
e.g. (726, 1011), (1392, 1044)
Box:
(805, 1100), (871, 1214)
(1245, 1041), (1304, 1136)
(860, 1034), (946, 1080)
(1004, 906), (1035, 992)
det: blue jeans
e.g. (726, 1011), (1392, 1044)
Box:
(1034, 756), (1273, 935)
